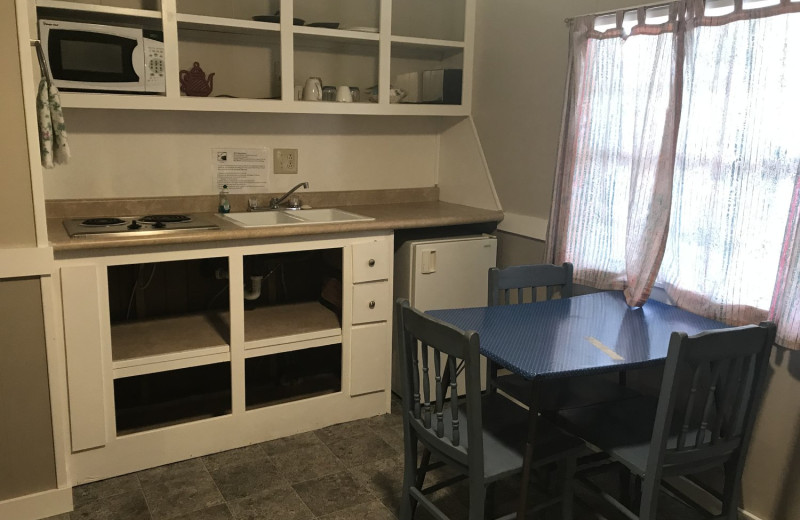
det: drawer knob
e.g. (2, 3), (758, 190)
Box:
(369, 300), (376, 309)
(368, 259), (376, 267)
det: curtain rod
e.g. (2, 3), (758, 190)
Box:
(564, 0), (678, 24)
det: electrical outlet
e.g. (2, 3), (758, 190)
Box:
(274, 148), (298, 174)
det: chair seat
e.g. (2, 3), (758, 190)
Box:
(497, 373), (641, 411)
(555, 396), (669, 476)
(428, 393), (585, 482)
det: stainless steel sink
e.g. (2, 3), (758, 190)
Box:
(223, 208), (374, 228)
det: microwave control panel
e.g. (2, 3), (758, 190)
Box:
(144, 41), (165, 93)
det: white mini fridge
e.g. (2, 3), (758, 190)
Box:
(392, 235), (497, 394)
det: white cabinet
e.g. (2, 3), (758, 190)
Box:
(29, 0), (475, 115)
(55, 231), (393, 483)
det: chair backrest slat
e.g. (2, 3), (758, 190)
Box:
(409, 330), (421, 420)
(488, 263), (574, 307)
(695, 361), (725, 448)
(449, 355), (460, 446)
(421, 342), (431, 429)
(434, 350), (444, 437)
(646, 322), (776, 478)
(677, 364), (704, 451)
(397, 298), (484, 470)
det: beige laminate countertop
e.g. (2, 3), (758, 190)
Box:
(48, 201), (504, 252)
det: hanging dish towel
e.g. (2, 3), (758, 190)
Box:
(37, 76), (70, 168)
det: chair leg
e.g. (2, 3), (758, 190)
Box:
(487, 359), (499, 394)
(561, 456), (577, 520)
(468, 480), (486, 520)
(638, 476), (660, 520)
(485, 482), (496, 519)
(400, 434), (420, 520)
(720, 457), (744, 520)
(416, 448), (431, 490)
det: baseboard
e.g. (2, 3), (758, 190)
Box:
(669, 476), (765, 520)
(0, 487), (73, 520)
(740, 509), (765, 520)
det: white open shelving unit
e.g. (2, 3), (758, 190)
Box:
(32, 0), (475, 115)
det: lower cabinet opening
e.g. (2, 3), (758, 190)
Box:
(245, 344), (342, 410)
(114, 362), (231, 435)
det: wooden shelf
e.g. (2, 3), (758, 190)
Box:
(237, 301), (342, 351)
(36, 0), (161, 19)
(58, 92), (469, 115)
(391, 35), (465, 50)
(294, 25), (380, 44)
(111, 313), (230, 378)
(176, 13), (280, 36)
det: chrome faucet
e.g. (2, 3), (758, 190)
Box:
(269, 181), (309, 209)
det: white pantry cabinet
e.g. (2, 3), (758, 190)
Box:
(28, 0), (474, 115)
(55, 231), (393, 483)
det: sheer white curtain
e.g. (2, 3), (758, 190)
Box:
(547, 7), (683, 306)
(548, 0), (800, 349)
(658, 3), (800, 347)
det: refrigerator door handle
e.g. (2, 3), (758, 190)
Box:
(421, 249), (437, 274)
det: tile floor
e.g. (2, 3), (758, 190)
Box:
(45, 397), (706, 520)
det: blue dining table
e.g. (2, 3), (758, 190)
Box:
(427, 290), (727, 518)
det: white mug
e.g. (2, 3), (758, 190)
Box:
(303, 77), (322, 101)
(336, 85), (352, 102)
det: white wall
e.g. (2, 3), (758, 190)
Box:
(45, 111), (441, 200)
(471, 0), (642, 237)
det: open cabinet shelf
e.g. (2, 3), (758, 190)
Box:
(110, 313), (230, 379)
(31, 0), (474, 115)
(239, 301), (342, 352)
(37, 0), (161, 19)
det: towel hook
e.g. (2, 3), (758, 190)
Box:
(30, 39), (52, 82)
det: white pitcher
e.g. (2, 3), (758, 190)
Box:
(303, 77), (322, 101)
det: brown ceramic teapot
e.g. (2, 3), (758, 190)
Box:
(179, 62), (214, 97)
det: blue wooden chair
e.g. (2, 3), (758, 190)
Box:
(488, 263), (638, 411)
(396, 298), (584, 520)
(555, 322), (776, 519)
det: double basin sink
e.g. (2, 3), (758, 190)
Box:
(223, 208), (374, 228)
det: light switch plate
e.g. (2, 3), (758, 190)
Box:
(274, 148), (298, 174)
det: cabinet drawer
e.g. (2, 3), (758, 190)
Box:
(350, 322), (390, 396)
(352, 240), (390, 283)
(352, 281), (391, 324)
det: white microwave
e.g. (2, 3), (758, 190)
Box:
(39, 19), (165, 94)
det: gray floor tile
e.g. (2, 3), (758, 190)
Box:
(69, 490), (150, 520)
(325, 430), (397, 467)
(202, 445), (268, 473)
(348, 454), (405, 500)
(369, 422), (405, 454)
(314, 419), (373, 445)
(167, 504), (233, 520)
(138, 459), (224, 520)
(269, 443), (342, 484)
(73, 474), (141, 508)
(292, 471), (374, 517)
(208, 456), (287, 501)
(227, 486), (313, 520)
(137, 459), (207, 488)
(259, 431), (322, 457)
(317, 500), (397, 520)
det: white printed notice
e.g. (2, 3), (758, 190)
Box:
(213, 148), (269, 193)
